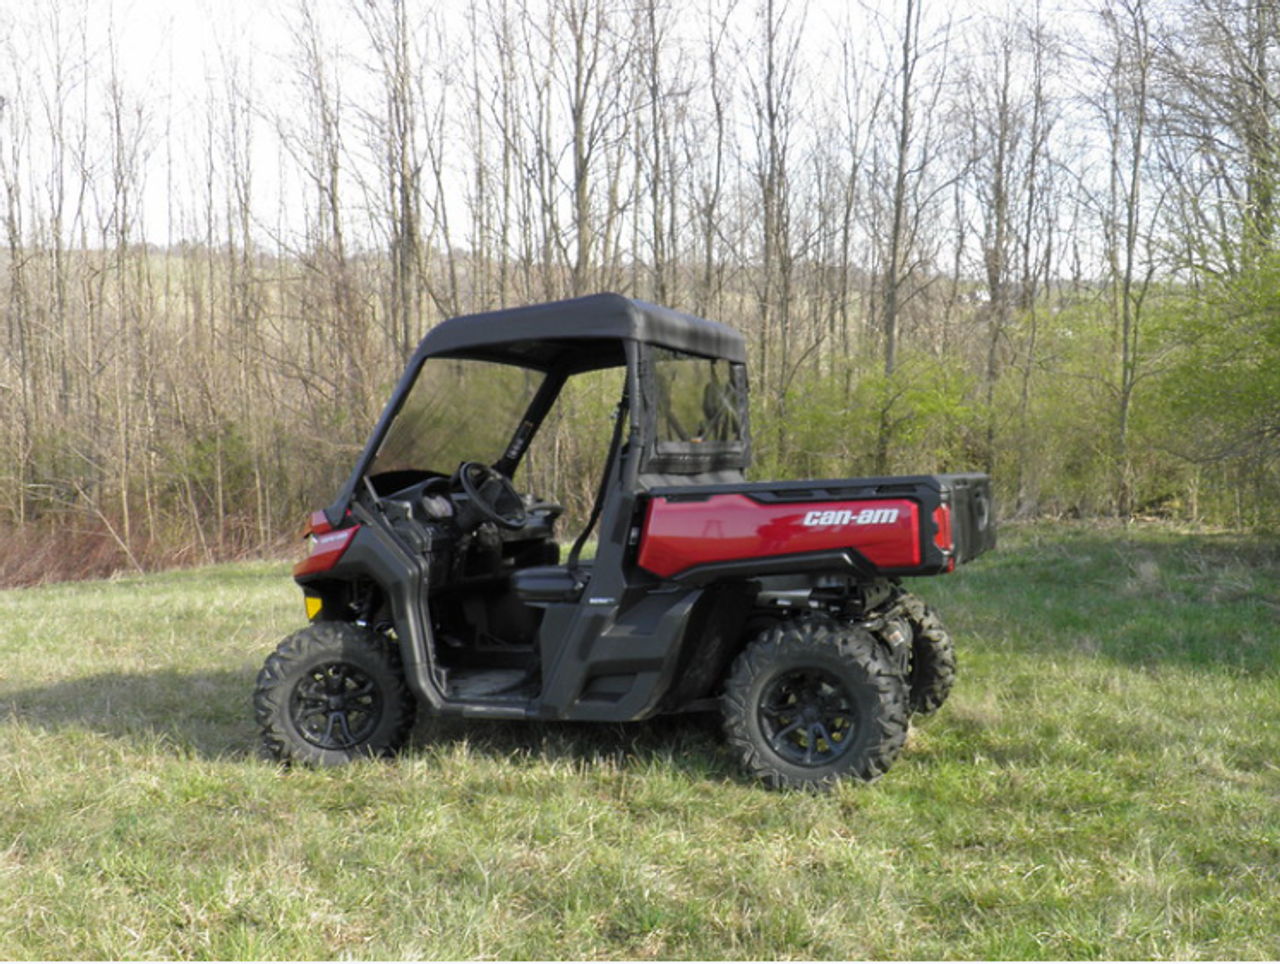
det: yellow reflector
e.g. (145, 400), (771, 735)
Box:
(305, 596), (323, 620)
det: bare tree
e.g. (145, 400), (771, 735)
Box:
(277, 0), (382, 430)
(555, 0), (634, 296)
(880, 0), (924, 379)
(743, 0), (806, 415)
(1155, 0), (1280, 270)
(688, 0), (736, 319)
(1012, 8), (1065, 514)
(353, 0), (425, 360)
(866, 0), (953, 471)
(0, 45), (35, 524)
(956, 8), (1063, 477)
(829, 14), (888, 371)
(632, 0), (685, 305)
(1073, 0), (1165, 516)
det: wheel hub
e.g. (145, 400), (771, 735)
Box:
(291, 660), (382, 750)
(758, 667), (858, 768)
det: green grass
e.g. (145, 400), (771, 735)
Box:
(1, 525), (1278, 959)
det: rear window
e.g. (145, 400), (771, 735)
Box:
(644, 348), (749, 475)
(653, 349), (746, 445)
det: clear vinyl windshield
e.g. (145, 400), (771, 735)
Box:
(369, 357), (546, 480)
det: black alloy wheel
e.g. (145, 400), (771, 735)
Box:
(757, 666), (859, 768)
(722, 617), (908, 791)
(291, 659), (383, 750)
(255, 621), (416, 766)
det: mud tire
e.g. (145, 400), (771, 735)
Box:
(900, 594), (957, 716)
(254, 621), (416, 766)
(721, 618), (908, 790)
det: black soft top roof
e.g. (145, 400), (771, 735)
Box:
(416, 292), (747, 369)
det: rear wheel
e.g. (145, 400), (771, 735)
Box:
(900, 594), (956, 716)
(721, 618), (908, 790)
(254, 621), (416, 765)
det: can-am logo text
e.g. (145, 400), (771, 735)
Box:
(802, 507), (901, 527)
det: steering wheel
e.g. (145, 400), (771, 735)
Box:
(453, 462), (528, 531)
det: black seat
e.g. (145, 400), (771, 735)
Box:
(511, 565), (588, 605)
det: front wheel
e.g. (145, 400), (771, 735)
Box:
(721, 618), (908, 790)
(254, 621), (416, 765)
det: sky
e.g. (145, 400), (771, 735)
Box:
(88, 0), (1070, 94)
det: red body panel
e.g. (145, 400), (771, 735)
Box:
(294, 524), (360, 578)
(637, 494), (922, 578)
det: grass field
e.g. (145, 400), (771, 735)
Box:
(1, 524), (1278, 959)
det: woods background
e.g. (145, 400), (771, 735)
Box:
(3, 0), (1280, 584)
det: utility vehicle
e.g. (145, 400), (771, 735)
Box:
(254, 293), (995, 789)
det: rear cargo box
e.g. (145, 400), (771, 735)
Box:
(638, 473), (995, 581)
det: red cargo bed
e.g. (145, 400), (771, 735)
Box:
(637, 474), (993, 581)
